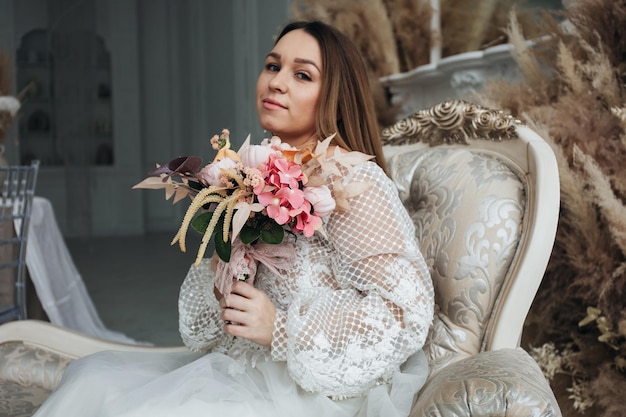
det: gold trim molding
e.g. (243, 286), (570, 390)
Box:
(381, 99), (521, 146)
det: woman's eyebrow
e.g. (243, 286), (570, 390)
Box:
(294, 58), (321, 73)
(266, 52), (320, 73)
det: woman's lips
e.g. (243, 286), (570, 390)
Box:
(262, 98), (286, 110)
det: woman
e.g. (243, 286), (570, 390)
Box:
(34, 21), (434, 417)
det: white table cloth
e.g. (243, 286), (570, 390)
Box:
(24, 196), (144, 344)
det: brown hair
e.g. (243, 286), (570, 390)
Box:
(275, 21), (388, 172)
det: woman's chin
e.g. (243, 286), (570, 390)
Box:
(259, 121), (283, 137)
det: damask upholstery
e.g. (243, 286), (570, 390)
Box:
(382, 99), (561, 416)
(0, 100), (561, 416)
(388, 146), (525, 373)
(0, 342), (71, 416)
(411, 348), (561, 416)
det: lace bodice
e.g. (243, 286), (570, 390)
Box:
(178, 161), (434, 398)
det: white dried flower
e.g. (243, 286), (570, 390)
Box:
(529, 342), (566, 379)
(566, 379), (594, 412)
(611, 106), (626, 123)
(0, 96), (20, 117)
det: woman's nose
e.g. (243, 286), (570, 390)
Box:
(268, 71), (287, 92)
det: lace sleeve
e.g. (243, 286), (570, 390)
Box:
(178, 259), (234, 353)
(281, 163), (435, 398)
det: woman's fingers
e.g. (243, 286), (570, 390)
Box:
(221, 307), (246, 323)
(218, 282), (258, 310)
(217, 281), (276, 347)
(230, 281), (258, 298)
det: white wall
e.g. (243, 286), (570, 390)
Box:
(136, 0), (290, 232)
(0, 0), (290, 236)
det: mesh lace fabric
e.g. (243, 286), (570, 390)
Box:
(178, 161), (434, 399)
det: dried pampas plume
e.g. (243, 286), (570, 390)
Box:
(476, 1), (626, 414)
(504, 9), (545, 91)
(383, 0), (433, 71)
(573, 145), (626, 259)
(440, 0), (499, 55)
(291, 0), (550, 128)
(439, 0), (545, 56)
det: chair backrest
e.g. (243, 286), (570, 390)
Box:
(0, 160), (40, 323)
(382, 100), (559, 373)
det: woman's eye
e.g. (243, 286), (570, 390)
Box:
(296, 72), (311, 81)
(266, 63), (279, 72)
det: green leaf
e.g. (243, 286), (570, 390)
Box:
(240, 225), (261, 244)
(260, 223), (285, 244)
(214, 234), (231, 262)
(191, 212), (213, 234)
(188, 180), (203, 191)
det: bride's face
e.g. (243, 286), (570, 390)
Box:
(256, 29), (322, 149)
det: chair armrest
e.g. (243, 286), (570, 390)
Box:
(0, 320), (187, 359)
(0, 341), (71, 391)
(410, 348), (562, 417)
(0, 320), (189, 392)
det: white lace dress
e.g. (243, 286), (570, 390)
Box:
(34, 162), (435, 417)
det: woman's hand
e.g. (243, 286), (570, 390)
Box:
(219, 281), (276, 347)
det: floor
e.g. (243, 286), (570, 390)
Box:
(65, 231), (204, 347)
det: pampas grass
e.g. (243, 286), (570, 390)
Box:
(590, 364), (626, 417)
(440, 0), (500, 55)
(439, 0), (545, 56)
(568, 0), (626, 79)
(290, 0), (548, 72)
(506, 9), (547, 89)
(287, 0), (626, 413)
(476, 1), (626, 415)
(290, 0), (550, 127)
(574, 145), (626, 257)
(383, 0), (433, 71)
(291, 0), (539, 126)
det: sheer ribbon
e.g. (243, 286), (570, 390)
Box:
(215, 239), (296, 299)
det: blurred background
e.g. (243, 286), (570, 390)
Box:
(8, 2), (626, 415)
(0, 0), (563, 345)
(0, 0), (290, 239)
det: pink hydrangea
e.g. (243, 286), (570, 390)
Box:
(262, 154), (306, 189)
(257, 186), (306, 225)
(290, 201), (322, 237)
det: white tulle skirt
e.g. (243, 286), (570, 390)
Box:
(34, 348), (428, 417)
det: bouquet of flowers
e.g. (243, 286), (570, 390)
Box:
(133, 129), (371, 296)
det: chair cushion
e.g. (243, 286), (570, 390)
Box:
(0, 341), (72, 416)
(410, 348), (562, 417)
(0, 379), (50, 417)
(0, 341), (71, 391)
(388, 147), (525, 371)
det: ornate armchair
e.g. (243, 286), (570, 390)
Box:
(0, 100), (561, 416)
(382, 100), (561, 416)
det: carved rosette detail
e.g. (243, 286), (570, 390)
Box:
(381, 99), (521, 146)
